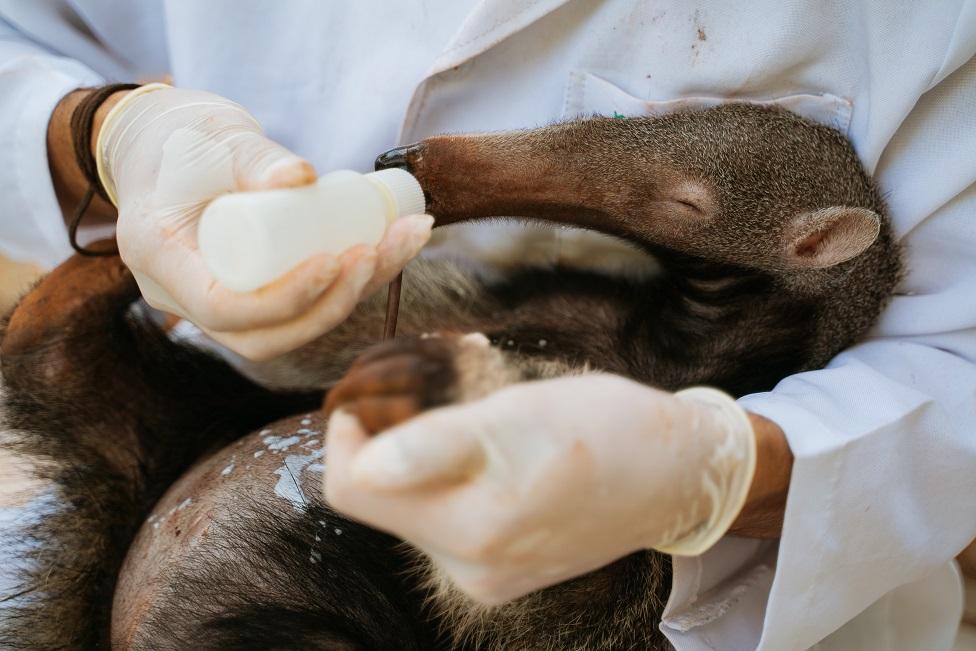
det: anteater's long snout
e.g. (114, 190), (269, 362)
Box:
(371, 126), (655, 243)
(372, 131), (610, 233)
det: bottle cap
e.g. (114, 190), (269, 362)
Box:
(364, 168), (426, 222)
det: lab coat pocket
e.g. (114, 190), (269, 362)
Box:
(563, 70), (853, 135)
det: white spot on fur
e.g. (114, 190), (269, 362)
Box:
(220, 463), (235, 476)
(263, 435), (301, 451)
(253, 450), (265, 458)
(272, 449), (324, 511)
(151, 513), (169, 534)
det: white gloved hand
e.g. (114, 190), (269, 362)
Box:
(97, 84), (432, 360)
(325, 373), (756, 605)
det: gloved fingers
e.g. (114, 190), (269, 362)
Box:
(322, 409), (463, 539)
(363, 214), (435, 295)
(144, 244), (345, 333)
(324, 407), (508, 552)
(323, 409), (374, 512)
(134, 202), (427, 337)
(227, 130), (318, 192)
(203, 247), (378, 361)
(348, 403), (488, 491)
(323, 408), (473, 542)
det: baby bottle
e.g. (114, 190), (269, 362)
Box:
(197, 168), (425, 293)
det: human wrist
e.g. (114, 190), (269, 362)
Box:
(49, 89), (113, 223)
(727, 412), (792, 538)
(49, 85), (147, 232)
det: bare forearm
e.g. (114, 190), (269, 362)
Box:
(47, 88), (130, 226)
(728, 412), (793, 538)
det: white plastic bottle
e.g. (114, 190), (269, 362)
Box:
(196, 168), (425, 293)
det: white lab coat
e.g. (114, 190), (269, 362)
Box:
(1, 2), (974, 649)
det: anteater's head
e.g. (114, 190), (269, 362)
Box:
(377, 104), (900, 297)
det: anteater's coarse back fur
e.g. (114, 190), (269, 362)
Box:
(0, 104), (901, 650)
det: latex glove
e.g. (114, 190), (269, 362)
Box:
(325, 374), (756, 605)
(97, 84), (432, 360)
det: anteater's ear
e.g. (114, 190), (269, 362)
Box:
(782, 207), (880, 269)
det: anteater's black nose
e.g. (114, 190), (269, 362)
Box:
(375, 144), (421, 171)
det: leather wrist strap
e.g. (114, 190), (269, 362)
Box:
(68, 83), (141, 257)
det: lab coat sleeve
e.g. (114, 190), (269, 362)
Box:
(737, 55), (976, 651)
(0, 16), (103, 268)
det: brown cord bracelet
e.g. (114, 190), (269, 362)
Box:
(67, 82), (141, 257)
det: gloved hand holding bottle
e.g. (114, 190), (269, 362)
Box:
(95, 84), (433, 360)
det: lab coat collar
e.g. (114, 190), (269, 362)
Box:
(428, 0), (574, 76)
(399, 0), (573, 142)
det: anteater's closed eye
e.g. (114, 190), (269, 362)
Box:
(667, 178), (715, 218)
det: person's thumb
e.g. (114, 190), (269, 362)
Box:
(350, 407), (487, 491)
(233, 131), (317, 191)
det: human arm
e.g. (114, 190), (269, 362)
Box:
(46, 83), (432, 360)
(85, 84), (432, 360)
(735, 54), (976, 649)
(7, 10), (432, 359)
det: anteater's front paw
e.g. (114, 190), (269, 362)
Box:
(323, 333), (517, 434)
